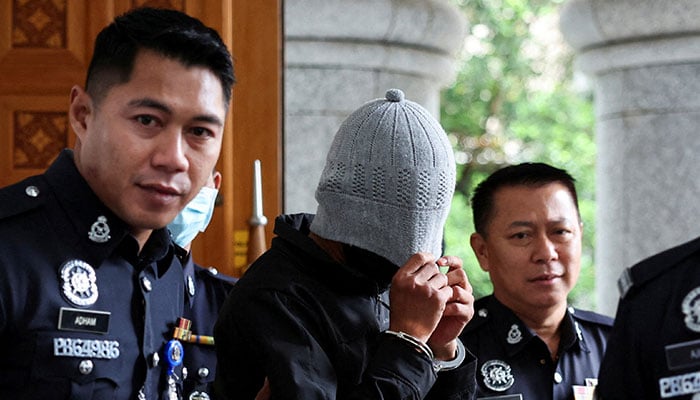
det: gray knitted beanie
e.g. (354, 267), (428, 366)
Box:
(310, 88), (456, 267)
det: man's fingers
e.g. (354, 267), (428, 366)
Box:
(437, 255), (463, 270)
(448, 285), (474, 306)
(443, 265), (469, 290)
(396, 252), (436, 275)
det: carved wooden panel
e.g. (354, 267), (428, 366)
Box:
(0, 95), (69, 184)
(13, 110), (67, 168)
(12, 0), (67, 49)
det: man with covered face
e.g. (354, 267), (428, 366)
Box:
(214, 89), (477, 399)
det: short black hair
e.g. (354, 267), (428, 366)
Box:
(471, 162), (580, 236)
(85, 7), (235, 108)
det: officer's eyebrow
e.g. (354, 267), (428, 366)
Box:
(508, 218), (575, 229)
(127, 98), (224, 127)
(508, 221), (535, 229)
(128, 98), (170, 113)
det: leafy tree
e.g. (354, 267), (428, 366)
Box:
(442, 0), (596, 308)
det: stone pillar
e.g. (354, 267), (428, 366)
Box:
(560, 0), (700, 316)
(284, 0), (467, 213)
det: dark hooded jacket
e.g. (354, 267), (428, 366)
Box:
(214, 213), (476, 399)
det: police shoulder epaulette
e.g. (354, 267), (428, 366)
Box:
(569, 307), (614, 327)
(202, 266), (238, 285)
(618, 235), (700, 299)
(0, 176), (47, 220)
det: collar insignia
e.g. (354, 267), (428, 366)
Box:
(88, 215), (111, 243)
(507, 323), (523, 344)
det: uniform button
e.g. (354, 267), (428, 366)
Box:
(152, 352), (160, 367)
(141, 276), (152, 292)
(25, 185), (40, 197)
(182, 367), (188, 380)
(78, 359), (93, 375)
(539, 359), (546, 365)
(554, 371), (563, 384)
(198, 367), (210, 378)
(207, 267), (219, 275)
(190, 391), (211, 400)
(568, 306), (575, 314)
(478, 308), (488, 318)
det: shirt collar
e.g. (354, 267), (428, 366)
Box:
(178, 249), (197, 308)
(485, 296), (587, 357)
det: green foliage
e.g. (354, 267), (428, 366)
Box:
(442, 0), (596, 308)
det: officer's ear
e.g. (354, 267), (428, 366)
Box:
(212, 171), (222, 190)
(470, 232), (490, 272)
(69, 85), (93, 141)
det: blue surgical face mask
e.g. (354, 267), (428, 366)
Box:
(168, 186), (218, 248)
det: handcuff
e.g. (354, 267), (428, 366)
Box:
(384, 330), (466, 372)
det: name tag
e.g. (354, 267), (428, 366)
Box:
(58, 307), (110, 334)
(477, 395), (523, 400)
(666, 339), (700, 370)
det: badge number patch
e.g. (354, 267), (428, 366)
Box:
(53, 337), (120, 359)
(659, 371), (700, 398)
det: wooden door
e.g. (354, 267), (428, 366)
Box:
(0, 0), (282, 277)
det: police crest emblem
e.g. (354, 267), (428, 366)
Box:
(682, 287), (700, 332)
(60, 259), (99, 307)
(481, 359), (515, 392)
(507, 324), (523, 344)
(88, 215), (111, 243)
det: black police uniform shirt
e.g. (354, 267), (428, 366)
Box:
(460, 295), (613, 400)
(597, 236), (700, 400)
(0, 150), (186, 399)
(179, 249), (237, 399)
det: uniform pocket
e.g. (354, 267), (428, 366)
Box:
(30, 331), (124, 398)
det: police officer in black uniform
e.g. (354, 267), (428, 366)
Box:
(0, 7), (234, 399)
(597, 236), (700, 399)
(460, 163), (613, 400)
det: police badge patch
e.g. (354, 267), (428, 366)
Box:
(682, 287), (700, 332)
(481, 359), (515, 392)
(60, 259), (99, 307)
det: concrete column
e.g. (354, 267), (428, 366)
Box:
(284, 0), (467, 213)
(560, 0), (700, 315)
